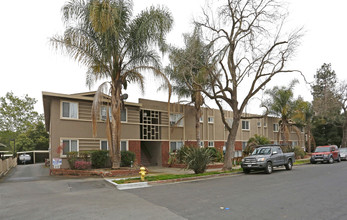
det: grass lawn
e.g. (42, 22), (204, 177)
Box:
(113, 168), (243, 184)
(294, 159), (310, 165)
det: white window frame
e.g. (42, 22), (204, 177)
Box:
(120, 140), (128, 152)
(61, 101), (78, 119)
(241, 120), (250, 130)
(100, 140), (108, 151)
(264, 121), (267, 127)
(170, 141), (183, 152)
(170, 113), (184, 127)
(120, 108), (127, 122)
(242, 141), (248, 150)
(60, 139), (79, 157)
(208, 116), (214, 124)
(257, 121), (261, 128)
(199, 116), (203, 123)
(273, 123), (279, 132)
(292, 141), (298, 147)
(199, 141), (204, 148)
(208, 141), (214, 147)
(100, 106), (127, 122)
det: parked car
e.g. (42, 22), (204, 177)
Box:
(19, 154), (31, 164)
(241, 145), (295, 174)
(310, 145), (340, 164)
(338, 148), (347, 161)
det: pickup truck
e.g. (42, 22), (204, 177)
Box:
(241, 145), (295, 174)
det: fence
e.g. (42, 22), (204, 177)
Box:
(0, 157), (17, 177)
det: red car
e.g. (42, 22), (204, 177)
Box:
(310, 145), (341, 164)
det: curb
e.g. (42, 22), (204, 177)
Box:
(105, 178), (150, 190)
(105, 170), (244, 190)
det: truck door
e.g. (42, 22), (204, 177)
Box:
(276, 147), (285, 165)
(272, 147), (283, 166)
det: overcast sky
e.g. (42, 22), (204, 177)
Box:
(0, 0), (346, 115)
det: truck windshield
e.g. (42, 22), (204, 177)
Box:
(252, 148), (271, 155)
(315, 147), (330, 152)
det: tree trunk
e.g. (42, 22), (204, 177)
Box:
(110, 82), (122, 169)
(223, 116), (240, 171)
(195, 106), (201, 146)
(307, 125), (311, 153)
(342, 111), (347, 148)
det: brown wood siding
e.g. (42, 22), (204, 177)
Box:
(161, 112), (169, 125)
(127, 106), (140, 123)
(79, 101), (92, 120)
(79, 139), (100, 151)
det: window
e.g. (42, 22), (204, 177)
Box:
(170, 141), (183, 152)
(257, 121), (261, 127)
(100, 140), (108, 151)
(292, 141), (298, 147)
(100, 106), (127, 122)
(120, 141), (128, 152)
(199, 141), (204, 147)
(170, 113), (183, 127)
(62, 139), (78, 155)
(273, 124), (279, 132)
(234, 150), (242, 157)
(242, 141), (247, 150)
(208, 141), (214, 147)
(242, 121), (250, 130)
(264, 121), (267, 127)
(208, 117), (214, 123)
(300, 127), (304, 133)
(100, 140), (127, 151)
(199, 116), (203, 123)
(62, 102), (78, 119)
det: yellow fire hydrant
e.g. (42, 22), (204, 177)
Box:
(139, 166), (147, 182)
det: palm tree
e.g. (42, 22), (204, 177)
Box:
(292, 98), (316, 153)
(263, 80), (300, 144)
(164, 27), (211, 145)
(51, 0), (173, 168)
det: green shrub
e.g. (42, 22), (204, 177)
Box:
(121, 151), (135, 167)
(183, 147), (213, 174)
(67, 152), (78, 169)
(209, 147), (224, 162)
(175, 145), (190, 163)
(293, 146), (306, 159)
(91, 150), (109, 168)
(168, 153), (177, 166)
(79, 151), (91, 161)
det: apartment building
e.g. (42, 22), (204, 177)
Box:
(43, 91), (304, 169)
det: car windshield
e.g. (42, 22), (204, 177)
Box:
(315, 147), (330, 152)
(339, 148), (347, 152)
(252, 148), (271, 155)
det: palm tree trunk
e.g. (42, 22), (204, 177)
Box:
(111, 83), (122, 169)
(195, 106), (201, 146)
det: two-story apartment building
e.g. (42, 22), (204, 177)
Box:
(43, 91), (304, 169)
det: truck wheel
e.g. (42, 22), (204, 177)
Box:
(243, 169), (250, 174)
(337, 156), (341, 162)
(328, 156), (334, 164)
(285, 159), (293, 170)
(264, 162), (273, 174)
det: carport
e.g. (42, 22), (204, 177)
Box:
(16, 150), (49, 164)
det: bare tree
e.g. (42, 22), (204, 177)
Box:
(338, 81), (347, 148)
(195, 0), (302, 170)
